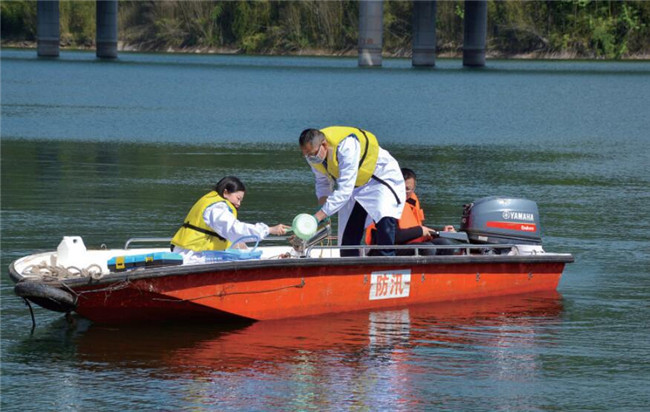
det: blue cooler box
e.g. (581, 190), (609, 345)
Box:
(108, 252), (183, 272)
(204, 249), (262, 262)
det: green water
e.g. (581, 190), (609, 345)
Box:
(1, 49), (649, 410)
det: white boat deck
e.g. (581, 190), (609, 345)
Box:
(12, 244), (343, 281)
(12, 235), (562, 283)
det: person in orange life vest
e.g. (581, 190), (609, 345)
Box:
(171, 176), (289, 264)
(365, 168), (456, 255)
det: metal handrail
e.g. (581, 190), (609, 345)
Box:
(123, 235), (530, 259)
(305, 242), (522, 258)
(124, 235), (296, 250)
(124, 237), (173, 249)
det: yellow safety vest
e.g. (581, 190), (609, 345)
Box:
(171, 191), (237, 251)
(311, 126), (380, 187)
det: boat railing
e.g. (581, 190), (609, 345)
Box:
(124, 237), (173, 249)
(124, 221), (334, 251)
(305, 243), (524, 257)
(123, 236), (532, 258)
(124, 236), (301, 249)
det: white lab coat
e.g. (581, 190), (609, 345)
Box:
(312, 136), (405, 242)
(173, 202), (270, 264)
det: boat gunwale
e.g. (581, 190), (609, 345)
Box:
(9, 252), (574, 289)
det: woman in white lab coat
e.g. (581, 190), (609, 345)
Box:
(171, 176), (289, 264)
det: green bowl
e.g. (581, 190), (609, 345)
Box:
(292, 213), (318, 240)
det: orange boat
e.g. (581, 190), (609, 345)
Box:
(9, 197), (573, 325)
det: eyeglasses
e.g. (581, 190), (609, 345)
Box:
(304, 142), (325, 164)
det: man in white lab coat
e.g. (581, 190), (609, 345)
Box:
(299, 126), (405, 256)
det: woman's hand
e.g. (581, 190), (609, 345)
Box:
(443, 225), (456, 232)
(269, 224), (290, 236)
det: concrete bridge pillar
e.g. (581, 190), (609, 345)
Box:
(37, 0), (60, 57)
(358, 0), (384, 67)
(412, 1), (437, 67)
(96, 0), (118, 58)
(463, 0), (488, 67)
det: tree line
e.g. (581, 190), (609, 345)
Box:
(2, 0), (648, 59)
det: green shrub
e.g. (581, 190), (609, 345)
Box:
(1, 1), (36, 41)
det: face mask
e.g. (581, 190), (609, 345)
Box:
(305, 153), (324, 164)
(304, 143), (325, 164)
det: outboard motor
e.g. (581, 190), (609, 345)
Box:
(460, 197), (542, 246)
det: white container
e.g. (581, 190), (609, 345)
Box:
(57, 236), (88, 268)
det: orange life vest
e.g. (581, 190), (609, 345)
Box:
(365, 192), (428, 244)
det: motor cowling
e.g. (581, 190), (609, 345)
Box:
(460, 197), (542, 245)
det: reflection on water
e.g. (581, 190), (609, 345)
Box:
(25, 293), (560, 410)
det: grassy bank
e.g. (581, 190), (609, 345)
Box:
(5, 40), (650, 61)
(2, 1), (649, 60)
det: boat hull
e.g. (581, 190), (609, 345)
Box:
(51, 255), (570, 324)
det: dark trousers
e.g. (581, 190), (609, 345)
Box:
(341, 202), (396, 257)
(396, 238), (462, 256)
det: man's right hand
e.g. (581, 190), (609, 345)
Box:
(314, 209), (328, 223)
(422, 226), (439, 239)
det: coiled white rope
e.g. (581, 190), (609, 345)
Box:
(22, 261), (104, 281)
